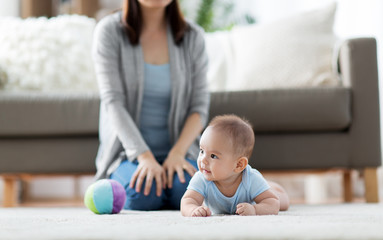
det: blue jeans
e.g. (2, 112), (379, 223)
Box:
(110, 158), (198, 210)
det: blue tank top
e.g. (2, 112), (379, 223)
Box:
(139, 63), (172, 159)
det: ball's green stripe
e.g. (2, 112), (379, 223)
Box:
(84, 183), (99, 214)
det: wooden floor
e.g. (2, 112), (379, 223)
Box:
(16, 198), (85, 208)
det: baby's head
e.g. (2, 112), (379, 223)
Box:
(198, 115), (255, 180)
(206, 114), (255, 159)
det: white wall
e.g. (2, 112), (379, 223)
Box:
(0, 0), (20, 17)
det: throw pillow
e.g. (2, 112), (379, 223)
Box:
(221, 3), (340, 91)
(205, 30), (235, 92)
(0, 15), (97, 91)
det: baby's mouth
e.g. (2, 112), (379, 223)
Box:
(201, 168), (211, 174)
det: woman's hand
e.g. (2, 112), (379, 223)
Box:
(130, 151), (166, 197)
(162, 150), (197, 188)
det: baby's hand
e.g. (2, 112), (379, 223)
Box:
(191, 206), (212, 217)
(236, 203), (256, 216)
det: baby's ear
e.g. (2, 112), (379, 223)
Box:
(235, 157), (248, 172)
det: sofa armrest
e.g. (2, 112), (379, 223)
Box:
(339, 38), (381, 167)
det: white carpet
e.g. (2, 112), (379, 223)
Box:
(0, 204), (382, 240)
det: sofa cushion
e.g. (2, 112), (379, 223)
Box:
(0, 92), (100, 136)
(209, 87), (351, 132)
(0, 137), (98, 173)
(0, 87), (351, 136)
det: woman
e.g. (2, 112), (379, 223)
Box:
(92, 0), (209, 210)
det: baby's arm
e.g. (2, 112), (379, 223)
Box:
(236, 189), (280, 216)
(181, 189), (211, 217)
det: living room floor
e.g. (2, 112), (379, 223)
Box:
(1, 170), (382, 240)
(1, 203), (382, 240)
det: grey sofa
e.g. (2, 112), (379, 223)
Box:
(0, 38), (381, 206)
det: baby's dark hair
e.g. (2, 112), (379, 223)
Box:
(208, 114), (255, 159)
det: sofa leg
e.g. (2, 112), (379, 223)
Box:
(2, 175), (19, 207)
(364, 168), (379, 203)
(343, 170), (353, 202)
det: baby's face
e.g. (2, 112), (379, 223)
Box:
(198, 127), (239, 182)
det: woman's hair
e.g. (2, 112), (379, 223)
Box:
(121, 0), (188, 45)
(208, 115), (255, 159)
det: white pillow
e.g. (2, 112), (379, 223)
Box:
(205, 31), (235, 92)
(0, 15), (98, 92)
(207, 3), (340, 92)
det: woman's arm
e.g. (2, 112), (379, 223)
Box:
(163, 26), (210, 187)
(93, 18), (165, 195)
(188, 25), (210, 127)
(163, 112), (203, 187)
(93, 17), (149, 161)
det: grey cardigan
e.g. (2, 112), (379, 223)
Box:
(92, 12), (210, 180)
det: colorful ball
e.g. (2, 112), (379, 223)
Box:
(84, 179), (126, 214)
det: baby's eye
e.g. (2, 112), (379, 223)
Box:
(199, 149), (204, 155)
(211, 154), (218, 159)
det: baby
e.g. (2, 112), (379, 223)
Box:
(181, 114), (289, 217)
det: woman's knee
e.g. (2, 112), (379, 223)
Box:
(166, 171), (193, 209)
(110, 160), (137, 187)
(124, 183), (164, 210)
(112, 162), (164, 210)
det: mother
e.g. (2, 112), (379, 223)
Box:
(92, 0), (210, 210)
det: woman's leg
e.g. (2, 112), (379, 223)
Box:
(165, 159), (198, 209)
(110, 160), (165, 210)
(267, 180), (290, 211)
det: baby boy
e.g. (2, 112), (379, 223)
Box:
(181, 114), (289, 216)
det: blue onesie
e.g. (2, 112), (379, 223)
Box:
(187, 165), (270, 214)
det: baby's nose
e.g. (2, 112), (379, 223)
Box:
(201, 156), (208, 165)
